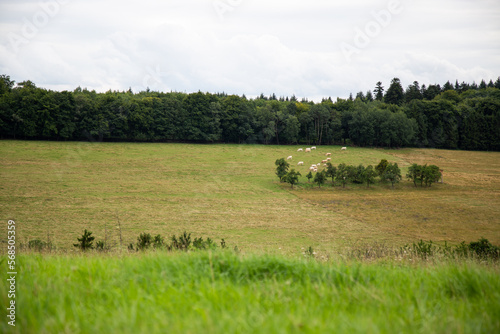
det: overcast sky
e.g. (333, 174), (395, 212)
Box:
(1, 0), (499, 101)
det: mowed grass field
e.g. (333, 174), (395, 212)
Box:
(1, 141), (500, 334)
(1, 140), (499, 254)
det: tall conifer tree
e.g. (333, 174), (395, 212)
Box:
(374, 82), (384, 101)
(385, 78), (404, 105)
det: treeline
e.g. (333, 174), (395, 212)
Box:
(1, 75), (499, 150)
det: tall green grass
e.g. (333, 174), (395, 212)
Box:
(1, 251), (499, 333)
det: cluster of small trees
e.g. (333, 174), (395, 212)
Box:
(275, 158), (302, 189)
(406, 163), (442, 187)
(276, 158), (441, 190)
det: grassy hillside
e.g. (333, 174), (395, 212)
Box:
(1, 251), (499, 334)
(1, 141), (500, 333)
(1, 141), (499, 254)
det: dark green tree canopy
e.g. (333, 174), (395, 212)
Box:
(362, 165), (378, 188)
(385, 78), (405, 105)
(382, 162), (402, 188)
(335, 163), (349, 188)
(1, 74), (499, 151)
(284, 169), (301, 189)
(275, 158), (290, 182)
(0, 75), (15, 96)
(405, 81), (423, 103)
(313, 170), (327, 188)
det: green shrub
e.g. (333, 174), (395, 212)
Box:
(454, 241), (470, 258)
(171, 231), (191, 251)
(413, 240), (434, 259)
(136, 233), (152, 250)
(131, 231), (234, 253)
(193, 237), (218, 250)
(304, 246), (315, 258)
(73, 229), (95, 251)
(153, 234), (164, 249)
(468, 238), (500, 259)
(96, 241), (106, 252)
(27, 239), (52, 252)
(399, 238), (499, 261)
(193, 237), (204, 249)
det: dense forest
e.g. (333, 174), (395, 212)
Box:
(1, 74), (499, 150)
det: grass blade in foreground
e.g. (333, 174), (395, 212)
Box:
(1, 252), (499, 333)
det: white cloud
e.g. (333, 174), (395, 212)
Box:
(0, 0), (498, 100)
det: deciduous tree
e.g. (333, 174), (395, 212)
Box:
(284, 169), (301, 189)
(375, 159), (389, 175)
(314, 170), (327, 188)
(335, 163), (349, 188)
(325, 162), (337, 185)
(306, 171), (313, 183)
(422, 164), (441, 187)
(362, 165), (377, 188)
(382, 162), (402, 188)
(406, 163), (422, 187)
(275, 158), (290, 182)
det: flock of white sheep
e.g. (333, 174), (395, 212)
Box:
(286, 146), (347, 173)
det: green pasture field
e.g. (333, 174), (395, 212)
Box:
(1, 140), (499, 254)
(1, 141), (500, 333)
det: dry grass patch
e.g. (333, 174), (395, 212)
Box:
(1, 141), (499, 256)
(293, 148), (500, 246)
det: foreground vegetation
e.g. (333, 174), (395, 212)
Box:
(1, 251), (499, 334)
